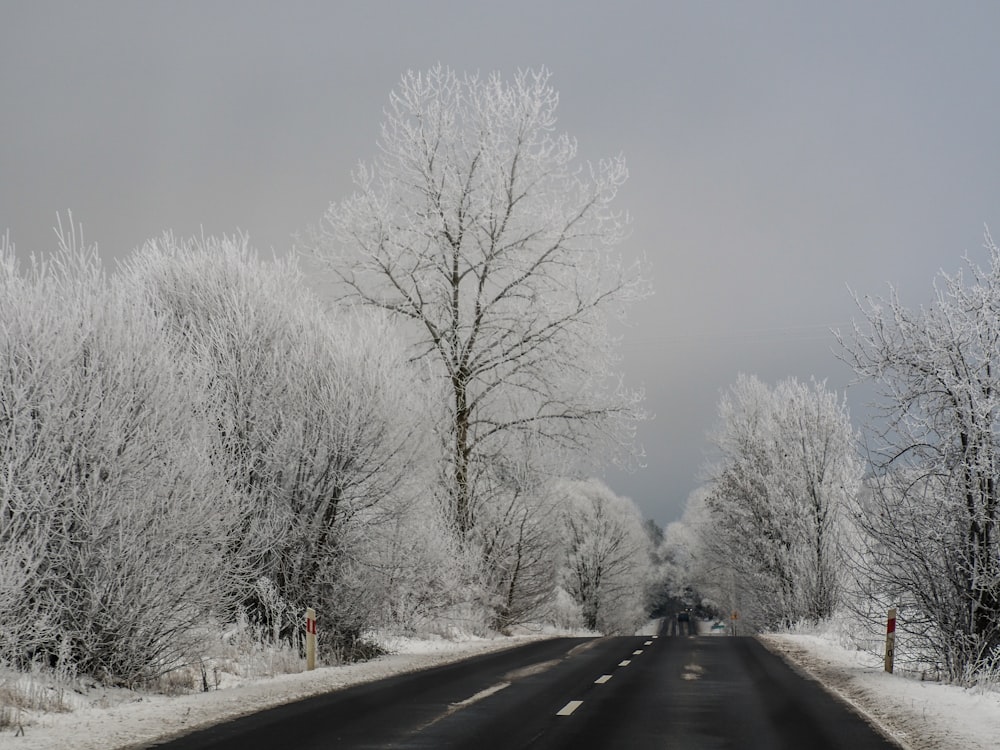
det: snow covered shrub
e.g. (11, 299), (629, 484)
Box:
(123, 234), (431, 658)
(548, 587), (586, 632)
(363, 499), (468, 633)
(475, 481), (561, 633)
(0, 223), (235, 683)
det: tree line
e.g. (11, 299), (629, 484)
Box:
(665, 239), (1000, 684)
(0, 67), (655, 686)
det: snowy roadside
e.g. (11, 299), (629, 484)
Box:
(15, 622), (974, 750)
(0, 632), (570, 750)
(760, 633), (1000, 750)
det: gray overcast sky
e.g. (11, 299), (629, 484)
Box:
(3, 1), (1000, 527)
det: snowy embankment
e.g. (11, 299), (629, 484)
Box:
(761, 632), (1000, 750)
(0, 630), (576, 750)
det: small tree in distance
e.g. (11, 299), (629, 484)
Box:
(311, 66), (649, 540)
(701, 375), (860, 630)
(555, 478), (652, 634)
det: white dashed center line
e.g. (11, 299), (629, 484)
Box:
(594, 674), (612, 684)
(633, 649), (644, 655)
(619, 659), (631, 667)
(557, 700), (583, 716)
(644, 641), (653, 646)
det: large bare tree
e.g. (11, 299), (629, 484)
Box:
(312, 66), (648, 538)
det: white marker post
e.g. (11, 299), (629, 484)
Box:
(884, 607), (896, 674)
(306, 607), (317, 671)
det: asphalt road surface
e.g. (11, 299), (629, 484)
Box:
(148, 626), (901, 750)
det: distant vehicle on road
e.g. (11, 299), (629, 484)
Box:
(670, 609), (694, 636)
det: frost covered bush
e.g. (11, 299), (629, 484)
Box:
(474, 479), (561, 632)
(363, 500), (468, 632)
(548, 587), (587, 632)
(123, 233), (433, 657)
(0, 222), (439, 681)
(0, 224), (236, 683)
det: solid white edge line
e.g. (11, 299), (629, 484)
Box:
(557, 700), (583, 716)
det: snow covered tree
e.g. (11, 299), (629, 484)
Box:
(554, 478), (652, 634)
(310, 66), (648, 540)
(703, 375), (860, 629)
(840, 232), (1000, 680)
(475, 466), (560, 632)
(656, 494), (709, 610)
(774, 378), (861, 618)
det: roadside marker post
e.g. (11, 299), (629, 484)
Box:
(884, 607), (896, 674)
(306, 607), (317, 671)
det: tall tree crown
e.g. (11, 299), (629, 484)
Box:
(315, 66), (648, 535)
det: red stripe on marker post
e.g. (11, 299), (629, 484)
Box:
(306, 607), (317, 670)
(884, 607), (897, 674)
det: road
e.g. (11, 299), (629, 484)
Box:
(148, 626), (900, 749)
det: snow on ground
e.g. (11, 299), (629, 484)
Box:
(0, 632), (563, 750)
(27, 618), (986, 750)
(761, 632), (1000, 750)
